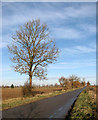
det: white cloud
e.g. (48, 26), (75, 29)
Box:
(79, 24), (96, 34)
(63, 4), (95, 19)
(1, 2), (96, 49)
(61, 45), (96, 55)
(2, 3), (95, 28)
(48, 59), (96, 70)
(75, 46), (95, 52)
(51, 27), (81, 39)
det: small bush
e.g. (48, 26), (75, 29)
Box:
(22, 81), (32, 97)
(89, 87), (95, 91)
(84, 90), (87, 93)
(11, 84), (14, 88)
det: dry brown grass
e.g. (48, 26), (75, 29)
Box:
(87, 85), (97, 102)
(2, 87), (63, 100)
(2, 88), (22, 100)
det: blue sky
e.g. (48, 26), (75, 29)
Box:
(1, 2), (96, 86)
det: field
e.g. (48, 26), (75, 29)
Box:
(69, 86), (97, 120)
(2, 88), (22, 100)
(2, 86), (63, 100)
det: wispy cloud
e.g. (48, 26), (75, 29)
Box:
(63, 4), (95, 19)
(2, 3), (96, 49)
(51, 27), (81, 39)
(61, 45), (96, 56)
(2, 2), (95, 28)
(2, 3), (95, 26)
(48, 59), (96, 70)
(79, 24), (96, 34)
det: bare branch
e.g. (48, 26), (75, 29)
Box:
(8, 19), (59, 87)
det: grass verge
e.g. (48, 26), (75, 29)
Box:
(69, 87), (96, 120)
(2, 87), (81, 110)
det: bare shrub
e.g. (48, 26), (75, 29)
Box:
(22, 81), (32, 97)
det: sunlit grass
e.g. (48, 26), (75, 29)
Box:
(69, 87), (96, 120)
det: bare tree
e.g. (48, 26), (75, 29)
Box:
(69, 75), (80, 88)
(8, 19), (59, 88)
(81, 77), (86, 86)
(59, 77), (70, 89)
(59, 77), (65, 87)
(87, 81), (90, 86)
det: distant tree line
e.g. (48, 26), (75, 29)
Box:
(59, 75), (90, 90)
(2, 77), (91, 89)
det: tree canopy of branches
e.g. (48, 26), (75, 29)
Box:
(59, 75), (83, 89)
(8, 19), (59, 88)
(69, 75), (80, 88)
(59, 77), (70, 89)
(81, 78), (86, 87)
(87, 81), (90, 86)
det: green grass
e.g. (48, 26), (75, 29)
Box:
(2, 87), (81, 110)
(69, 88), (96, 120)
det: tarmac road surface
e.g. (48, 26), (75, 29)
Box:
(2, 87), (85, 119)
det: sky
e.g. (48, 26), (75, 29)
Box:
(1, 0), (97, 2)
(1, 2), (96, 86)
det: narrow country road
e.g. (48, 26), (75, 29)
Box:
(2, 87), (85, 119)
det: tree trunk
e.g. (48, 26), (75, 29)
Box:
(29, 63), (32, 88)
(29, 73), (32, 88)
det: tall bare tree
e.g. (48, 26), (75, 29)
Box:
(8, 19), (59, 88)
